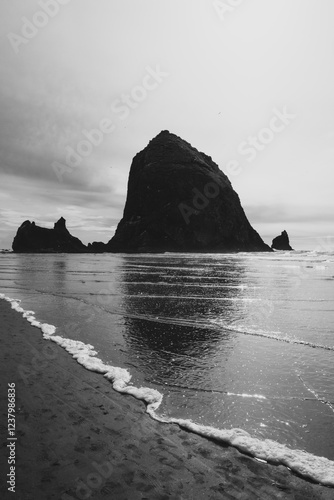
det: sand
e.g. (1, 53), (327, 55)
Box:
(0, 298), (333, 500)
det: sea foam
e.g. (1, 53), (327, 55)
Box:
(1, 293), (334, 487)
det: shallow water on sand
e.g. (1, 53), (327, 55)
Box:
(1, 250), (334, 461)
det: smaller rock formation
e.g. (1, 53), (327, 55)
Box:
(12, 217), (87, 253)
(271, 230), (293, 251)
(87, 241), (108, 253)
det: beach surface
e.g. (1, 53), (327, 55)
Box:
(0, 298), (333, 500)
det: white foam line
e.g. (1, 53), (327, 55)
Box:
(297, 372), (334, 414)
(1, 292), (334, 487)
(215, 322), (334, 352)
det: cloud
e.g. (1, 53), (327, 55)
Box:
(0, 0), (333, 250)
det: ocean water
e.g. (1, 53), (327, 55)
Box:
(1, 250), (334, 485)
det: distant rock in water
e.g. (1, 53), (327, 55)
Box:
(271, 230), (293, 251)
(87, 241), (108, 253)
(107, 130), (271, 253)
(12, 217), (87, 253)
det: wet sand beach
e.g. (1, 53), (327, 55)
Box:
(0, 299), (333, 500)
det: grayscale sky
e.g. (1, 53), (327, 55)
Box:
(0, 0), (333, 250)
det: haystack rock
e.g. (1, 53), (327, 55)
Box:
(271, 230), (293, 251)
(12, 217), (87, 253)
(107, 131), (271, 253)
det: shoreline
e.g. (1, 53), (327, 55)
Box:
(0, 298), (333, 499)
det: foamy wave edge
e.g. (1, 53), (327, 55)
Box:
(2, 293), (334, 488)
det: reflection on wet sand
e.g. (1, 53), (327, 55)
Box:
(119, 255), (247, 385)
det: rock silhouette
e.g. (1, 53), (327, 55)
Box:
(12, 132), (275, 253)
(12, 217), (87, 253)
(271, 230), (293, 251)
(107, 131), (271, 252)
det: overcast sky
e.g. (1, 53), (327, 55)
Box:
(1, 0), (333, 250)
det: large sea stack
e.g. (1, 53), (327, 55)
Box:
(12, 217), (87, 253)
(107, 131), (271, 253)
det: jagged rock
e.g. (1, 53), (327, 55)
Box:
(271, 230), (293, 251)
(87, 241), (108, 253)
(12, 217), (87, 253)
(107, 131), (271, 253)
